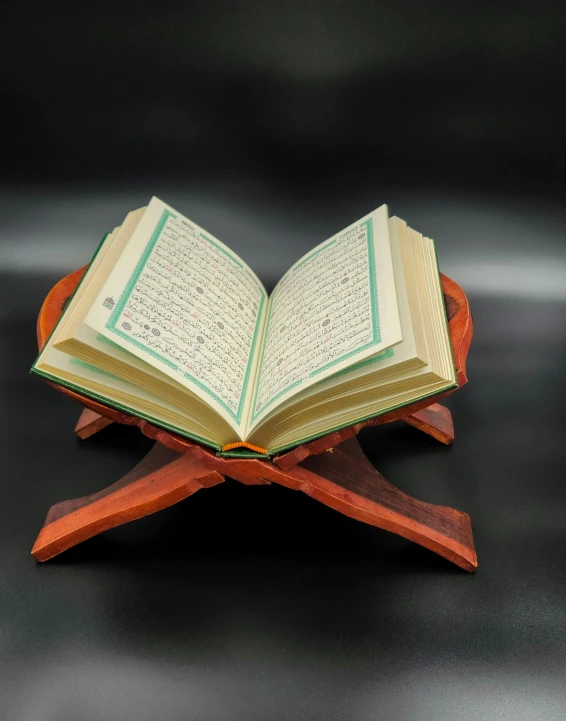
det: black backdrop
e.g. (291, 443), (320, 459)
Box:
(4, 1), (566, 192)
(2, 3), (566, 720)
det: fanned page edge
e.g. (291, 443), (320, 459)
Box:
(32, 366), (224, 451)
(31, 231), (112, 372)
(30, 227), (227, 452)
(84, 197), (269, 439)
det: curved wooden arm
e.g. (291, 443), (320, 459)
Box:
(31, 444), (224, 561)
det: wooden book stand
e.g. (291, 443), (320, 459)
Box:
(31, 268), (476, 571)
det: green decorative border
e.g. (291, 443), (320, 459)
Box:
(250, 218), (382, 423)
(295, 238), (336, 270)
(201, 233), (243, 268)
(103, 208), (266, 424)
(309, 219), (380, 376)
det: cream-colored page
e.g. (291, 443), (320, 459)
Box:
(248, 205), (402, 431)
(253, 215), (420, 419)
(85, 197), (268, 436)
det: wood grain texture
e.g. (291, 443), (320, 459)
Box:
(75, 408), (113, 439)
(31, 444), (224, 562)
(404, 403), (455, 445)
(32, 434), (477, 570)
(33, 267), (476, 571)
(182, 439), (476, 571)
(299, 437), (476, 571)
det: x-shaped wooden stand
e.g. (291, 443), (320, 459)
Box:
(32, 268), (477, 571)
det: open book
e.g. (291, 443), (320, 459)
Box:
(32, 197), (456, 457)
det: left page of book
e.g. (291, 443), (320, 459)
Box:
(85, 197), (268, 437)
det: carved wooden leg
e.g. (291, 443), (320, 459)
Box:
(31, 444), (224, 562)
(404, 403), (455, 445)
(75, 408), (113, 439)
(296, 437), (476, 571)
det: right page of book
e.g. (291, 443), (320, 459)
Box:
(247, 205), (402, 432)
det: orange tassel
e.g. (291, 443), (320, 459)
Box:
(221, 441), (269, 454)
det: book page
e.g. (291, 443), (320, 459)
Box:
(254, 215), (420, 417)
(85, 197), (268, 436)
(248, 206), (402, 430)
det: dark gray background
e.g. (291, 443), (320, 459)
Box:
(2, 2), (566, 720)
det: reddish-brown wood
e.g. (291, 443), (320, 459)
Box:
(75, 408), (113, 439)
(32, 268), (476, 571)
(31, 433), (476, 570)
(298, 438), (475, 571)
(31, 444), (224, 561)
(404, 403), (455, 445)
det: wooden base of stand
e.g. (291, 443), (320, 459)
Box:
(32, 401), (475, 571)
(75, 408), (114, 439)
(31, 269), (477, 571)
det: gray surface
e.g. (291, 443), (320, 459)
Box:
(4, 0), (566, 715)
(1, 185), (566, 720)
(4, 182), (566, 296)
